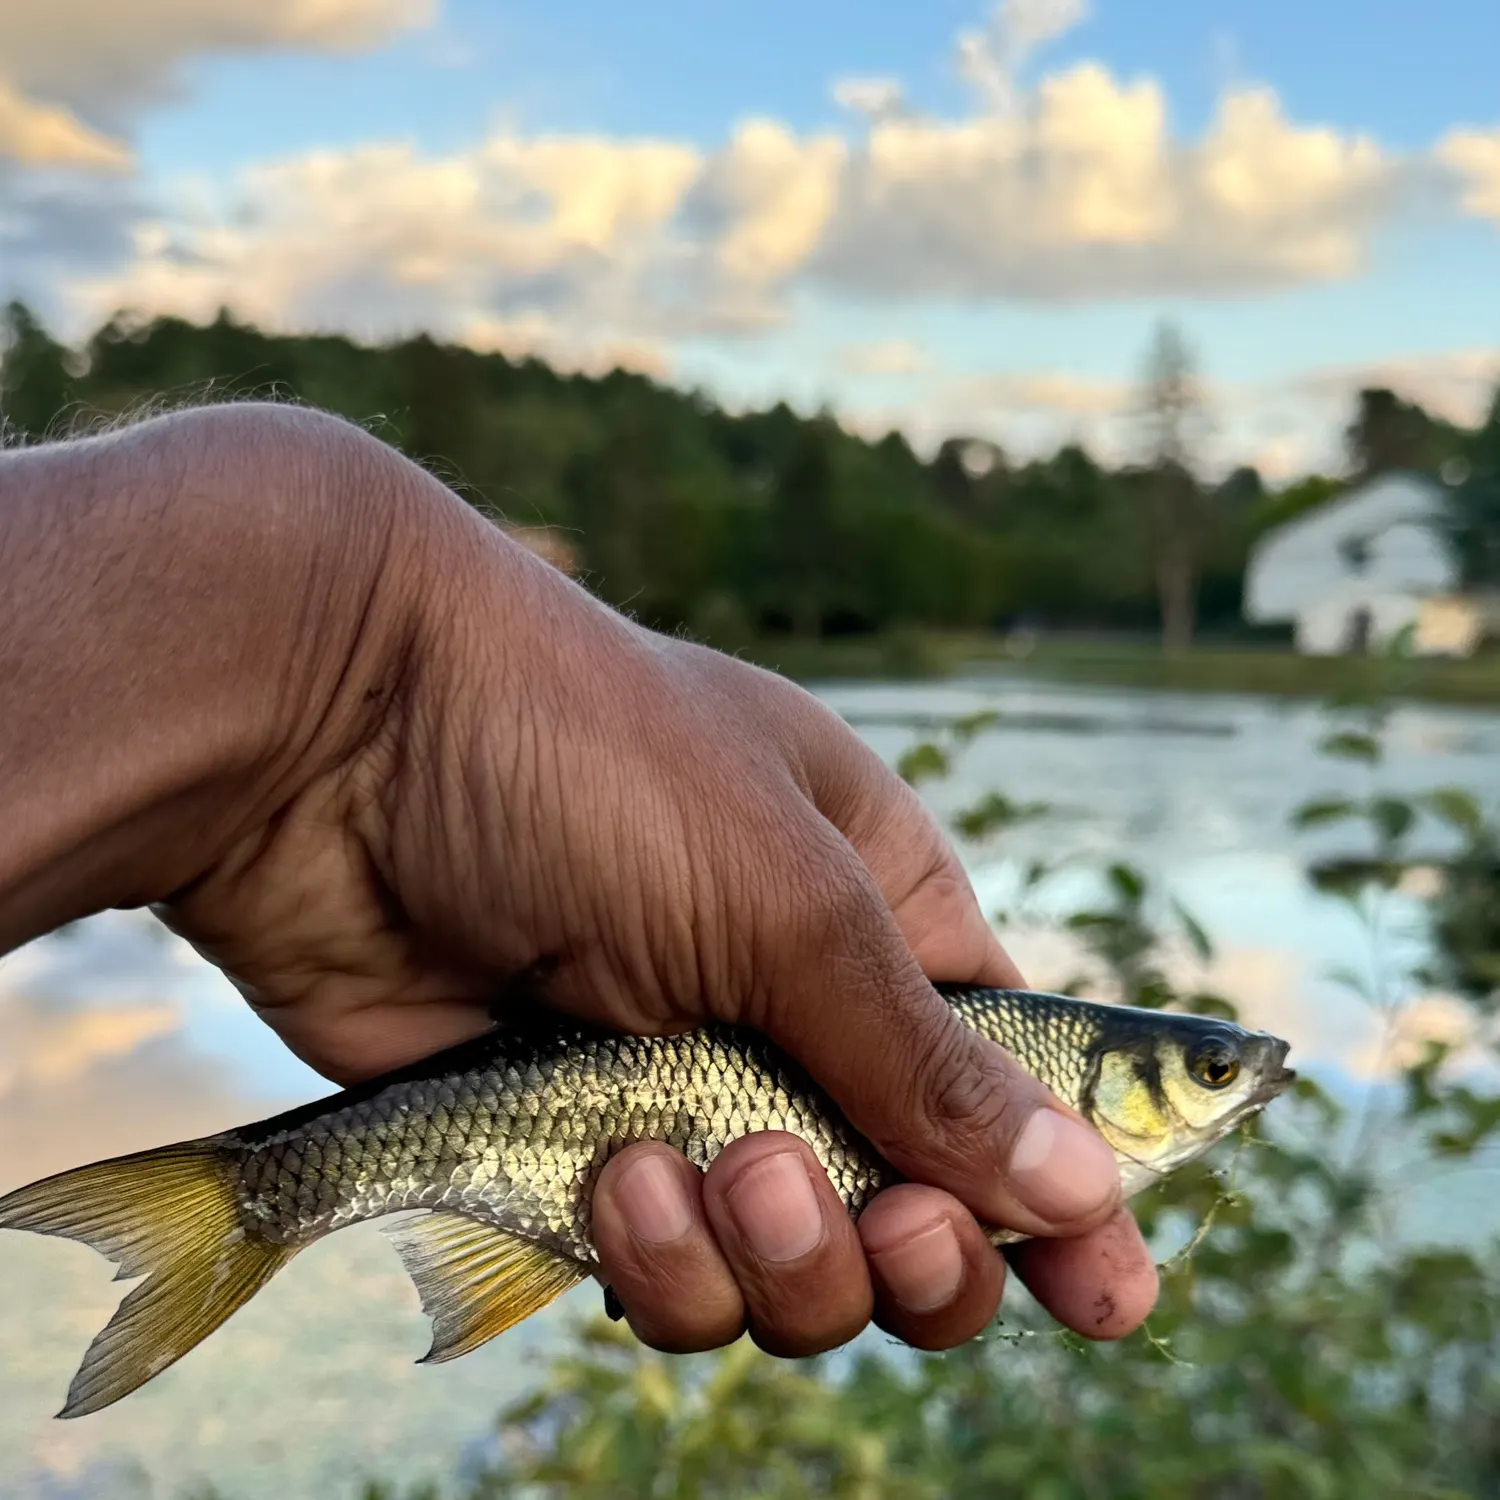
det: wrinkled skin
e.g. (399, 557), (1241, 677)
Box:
(0, 405), (1158, 1360)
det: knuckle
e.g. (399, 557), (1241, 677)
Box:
(914, 1026), (1031, 1168)
(906, 846), (975, 912)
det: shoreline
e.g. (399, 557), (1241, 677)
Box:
(731, 631), (1500, 706)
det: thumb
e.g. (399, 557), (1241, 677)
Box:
(745, 814), (1120, 1239)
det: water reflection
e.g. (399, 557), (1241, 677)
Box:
(2, 677), (1498, 1497)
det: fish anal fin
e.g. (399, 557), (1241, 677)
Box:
(384, 1212), (584, 1365)
(0, 1142), (294, 1418)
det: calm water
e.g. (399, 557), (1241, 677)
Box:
(2, 676), (1497, 1498)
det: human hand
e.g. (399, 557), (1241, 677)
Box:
(2, 405), (1159, 1360)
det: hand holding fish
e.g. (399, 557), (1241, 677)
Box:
(1, 406), (1288, 1415)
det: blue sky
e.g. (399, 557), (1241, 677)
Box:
(138, 1), (1500, 154)
(3, 0), (1498, 476)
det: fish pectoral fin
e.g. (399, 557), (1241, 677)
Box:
(0, 1142), (293, 1419)
(384, 1212), (584, 1365)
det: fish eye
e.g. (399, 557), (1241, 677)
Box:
(1186, 1037), (1242, 1090)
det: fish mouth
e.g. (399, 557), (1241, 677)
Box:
(1248, 1034), (1297, 1106)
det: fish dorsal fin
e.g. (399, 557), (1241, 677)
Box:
(384, 1212), (584, 1365)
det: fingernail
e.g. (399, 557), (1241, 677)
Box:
(1007, 1109), (1119, 1224)
(870, 1221), (965, 1313)
(724, 1152), (824, 1263)
(617, 1155), (694, 1245)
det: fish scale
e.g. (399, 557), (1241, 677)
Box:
(226, 988), (1128, 1262)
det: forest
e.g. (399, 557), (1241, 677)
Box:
(4, 302), (1499, 655)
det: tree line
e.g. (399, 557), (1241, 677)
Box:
(4, 302), (1498, 651)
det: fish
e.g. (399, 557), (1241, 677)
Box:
(0, 984), (1294, 1418)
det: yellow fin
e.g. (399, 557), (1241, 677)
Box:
(385, 1212), (584, 1364)
(0, 1142), (294, 1418)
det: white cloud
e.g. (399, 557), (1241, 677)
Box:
(841, 366), (1136, 461)
(8, 0), (1494, 436)
(58, 56), (1412, 363)
(462, 315), (674, 381)
(0, 997), (180, 1095)
(694, 118), (846, 286)
(0, 81), (130, 170)
(846, 341), (1500, 477)
(1250, 436), (1320, 485)
(67, 132), (705, 353)
(0, 0), (438, 320)
(1437, 126), (1500, 224)
(1291, 348), (1500, 429)
(957, 369), (1132, 415)
(835, 338), (932, 377)
(808, 66), (1397, 302)
(2, 0), (431, 133)
(957, 0), (1091, 116)
(831, 77), (909, 125)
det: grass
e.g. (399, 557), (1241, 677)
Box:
(731, 629), (1500, 706)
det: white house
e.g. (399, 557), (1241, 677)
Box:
(1243, 472), (1474, 656)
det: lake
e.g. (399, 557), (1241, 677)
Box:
(2, 676), (1497, 1499)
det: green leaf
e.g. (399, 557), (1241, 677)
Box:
(1132, 977), (1179, 1010)
(1065, 911), (1117, 931)
(1425, 786), (1484, 837)
(1402, 1039), (1452, 1117)
(950, 709), (1000, 744)
(1324, 964), (1373, 1001)
(952, 791), (1049, 841)
(896, 740), (949, 786)
(1181, 990), (1239, 1020)
(1171, 899), (1214, 963)
(1318, 729), (1382, 765)
(1369, 795), (1416, 845)
(1385, 620), (1418, 659)
(1108, 862), (1147, 904)
(1292, 797), (1358, 830)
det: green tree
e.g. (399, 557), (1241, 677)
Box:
(1344, 386), (1465, 480)
(385, 334), (484, 486)
(767, 418), (841, 637)
(7, 303), (1497, 652)
(1140, 319), (1211, 654)
(1444, 386), (1500, 587)
(0, 301), (73, 439)
(1257, 473), (1345, 532)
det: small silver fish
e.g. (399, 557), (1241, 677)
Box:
(0, 985), (1294, 1417)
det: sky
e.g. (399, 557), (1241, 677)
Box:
(1, 0), (1499, 477)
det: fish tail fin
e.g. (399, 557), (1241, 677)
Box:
(0, 1142), (294, 1418)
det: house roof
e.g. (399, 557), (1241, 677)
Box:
(1244, 470), (1457, 623)
(1252, 471), (1445, 554)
